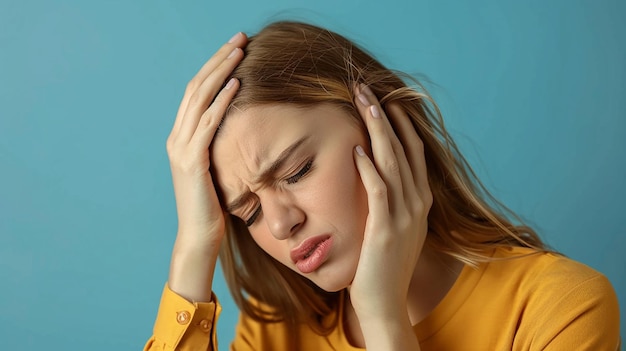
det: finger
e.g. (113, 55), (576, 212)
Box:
(191, 77), (240, 155)
(171, 32), (247, 137)
(354, 145), (390, 219)
(360, 86), (422, 208)
(386, 102), (431, 204)
(355, 85), (414, 213)
(379, 100), (421, 207)
(177, 47), (244, 143)
(360, 85), (404, 155)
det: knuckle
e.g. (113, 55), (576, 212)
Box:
(370, 184), (387, 198)
(166, 135), (178, 153)
(177, 158), (194, 173)
(186, 78), (199, 94)
(397, 213), (412, 231)
(410, 201), (423, 217)
(383, 158), (400, 175)
(412, 194), (433, 214)
(172, 154), (202, 175)
(424, 191), (434, 208)
(199, 110), (218, 128)
(167, 150), (181, 165)
(414, 136), (425, 151)
(188, 91), (201, 107)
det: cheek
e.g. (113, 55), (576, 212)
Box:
(249, 228), (286, 261)
(309, 150), (368, 223)
(247, 148), (368, 260)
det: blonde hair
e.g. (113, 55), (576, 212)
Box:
(217, 20), (548, 340)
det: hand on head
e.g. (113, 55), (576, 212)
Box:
(165, 32), (247, 302)
(350, 84), (432, 321)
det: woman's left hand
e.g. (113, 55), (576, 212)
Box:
(350, 84), (433, 331)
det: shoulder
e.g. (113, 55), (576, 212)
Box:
(484, 246), (618, 312)
(488, 246), (612, 291)
(484, 246), (621, 349)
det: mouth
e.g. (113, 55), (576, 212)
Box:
(290, 235), (333, 274)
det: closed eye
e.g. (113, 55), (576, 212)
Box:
(245, 159), (313, 227)
(286, 159), (313, 184)
(245, 205), (262, 227)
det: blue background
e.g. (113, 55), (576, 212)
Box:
(1, 0), (624, 349)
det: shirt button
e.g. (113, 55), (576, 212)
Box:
(176, 311), (191, 325)
(199, 319), (211, 332)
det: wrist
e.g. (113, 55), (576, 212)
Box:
(173, 223), (225, 255)
(168, 240), (220, 302)
(351, 291), (407, 322)
(349, 294), (420, 348)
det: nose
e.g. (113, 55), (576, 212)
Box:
(260, 192), (305, 240)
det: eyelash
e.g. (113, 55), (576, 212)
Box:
(245, 206), (262, 227)
(245, 159), (314, 227)
(286, 159), (313, 184)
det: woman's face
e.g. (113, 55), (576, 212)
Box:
(211, 103), (369, 292)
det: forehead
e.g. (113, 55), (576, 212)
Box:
(212, 104), (316, 171)
(209, 103), (357, 205)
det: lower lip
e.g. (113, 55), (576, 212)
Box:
(295, 237), (334, 274)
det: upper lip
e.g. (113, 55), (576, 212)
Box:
(290, 234), (331, 263)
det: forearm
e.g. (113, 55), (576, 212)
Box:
(168, 234), (221, 302)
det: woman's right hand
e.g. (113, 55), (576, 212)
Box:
(165, 32), (246, 302)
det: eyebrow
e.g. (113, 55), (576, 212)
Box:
(226, 136), (310, 213)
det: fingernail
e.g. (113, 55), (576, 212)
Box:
(228, 32), (241, 43)
(227, 48), (238, 59)
(355, 145), (365, 156)
(225, 78), (236, 90)
(370, 105), (381, 118)
(357, 93), (369, 106)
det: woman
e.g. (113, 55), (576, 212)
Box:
(145, 21), (620, 350)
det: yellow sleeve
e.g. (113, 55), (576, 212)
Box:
(144, 283), (221, 351)
(531, 273), (621, 350)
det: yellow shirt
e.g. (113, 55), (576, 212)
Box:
(145, 247), (621, 350)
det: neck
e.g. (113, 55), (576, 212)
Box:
(343, 245), (464, 347)
(406, 245), (464, 324)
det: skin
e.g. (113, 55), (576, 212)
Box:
(165, 32), (462, 350)
(211, 104), (370, 293)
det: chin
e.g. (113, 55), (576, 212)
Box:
(309, 265), (357, 293)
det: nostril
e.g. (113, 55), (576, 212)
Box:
(290, 221), (303, 234)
